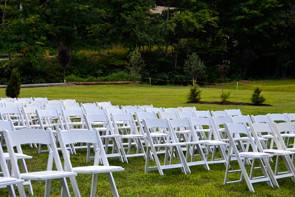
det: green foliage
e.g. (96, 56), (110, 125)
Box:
(128, 48), (145, 80)
(220, 91), (231, 103)
(0, 0), (295, 83)
(184, 53), (206, 83)
(187, 85), (201, 103)
(251, 87), (266, 105)
(6, 68), (21, 98)
(66, 71), (135, 82)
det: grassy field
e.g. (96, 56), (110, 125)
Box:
(1, 80), (295, 114)
(1, 80), (295, 196)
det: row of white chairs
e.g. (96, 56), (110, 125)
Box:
(1, 98), (295, 193)
(0, 121), (124, 197)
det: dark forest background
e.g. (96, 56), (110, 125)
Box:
(0, 0), (294, 84)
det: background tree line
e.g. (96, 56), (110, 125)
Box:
(0, 0), (294, 84)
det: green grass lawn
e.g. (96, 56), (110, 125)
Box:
(1, 80), (295, 196)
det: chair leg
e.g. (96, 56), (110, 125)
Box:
(60, 178), (71, 197)
(16, 182), (26, 197)
(69, 176), (81, 197)
(90, 174), (98, 197)
(108, 173), (120, 197)
(7, 185), (16, 197)
(44, 180), (52, 197)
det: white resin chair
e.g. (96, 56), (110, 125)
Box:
(225, 109), (242, 117)
(0, 144), (25, 197)
(57, 129), (124, 197)
(142, 119), (190, 175)
(169, 118), (210, 170)
(111, 113), (145, 159)
(250, 123), (295, 183)
(85, 113), (126, 162)
(224, 123), (278, 192)
(3, 128), (80, 197)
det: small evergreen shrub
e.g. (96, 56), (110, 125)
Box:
(6, 68), (21, 98)
(187, 85), (201, 103)
(220, 91), (231, 103)
(251, 87), (265, 105)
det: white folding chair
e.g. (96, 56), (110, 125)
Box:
(111, 113), (145, 159)
(57, 129), (124, 197)
(195, 110), (211, 118)
(224, 123), (278, 192)
(142, 119), (190, 175)
(190, 117), (227, 165)
(0, 105), (27, 129)
(268, 113), (288, 123)
(0, 144), (25, 197)
(36, 109), (64, 131)
(135, 111), (158, 136)
(285, 113), (295, 122)
(212, 111), (230, 118)
(169, 118), (210, 170)
(62, 108), (87, 130)
(225, 109), (242, 117)
(0, 120), (33, 194)
(85, 113), (126, 162)
(251, 115), (271, 123)
(250, 123), (295, 183)
(3, 128), (80, 196)
(81, 103), (101, 115)
(158, 111), (180, 120)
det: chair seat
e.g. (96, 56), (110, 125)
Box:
(150, 133), (167, 138)
(0, 177), (23, 187)
(175, 130), (191, 134)
(204, 140), (227, 146)
(20, 171), (76, 181)
(3, 153), (32, 160)
(239, 152), (271, 158)
(72, 165), (124, 174)
(263, 149), (294, 155)
(101, 134), (121, 138)
(121, 134), (143, 139)
(281, 133), (295, 138)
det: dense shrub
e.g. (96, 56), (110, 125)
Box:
(187, 85), (201, 103)
(220, 91), (231, 103)
(251, 88), (266, 105)
(6, 68), (21, 98)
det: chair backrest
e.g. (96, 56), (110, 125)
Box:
(225, 123), (249, 137)
(212, 110), (229, 118)
(178, 110), (197, 119)
(136, 111), (158, 121)
(57, 129), (109, 169)
(3, 128), (64, 177)
(0, 105), (26, 128)
(273, 122), (295, 135)
(285, 113), (295, 122)
(81, 103), (101, 114)
(225, 123), (259, 154)
(231, 115), (252, 126)
(111, 113), (138, 135)
(62, 107), (86, 129)
(225, 109), (242, 117)
(195, 110), (211, 118)
(267, 113), (288, 123)
(84, 112), (114, 135)
(96, 102), (113, 109)
(0, 120), (15, 131)
(251, 115), (270, 123)
(169, 118), (195, 142)
(158, 111), (180, 120)
(143, 118), (170, 132)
